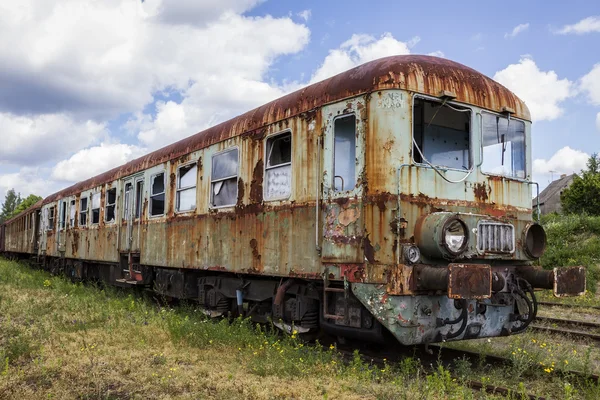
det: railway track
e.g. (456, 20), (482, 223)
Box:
(538, 301), (600, 311)
(532, 315), (600, 343)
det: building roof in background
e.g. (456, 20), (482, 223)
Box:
(533, 174), (576, 206)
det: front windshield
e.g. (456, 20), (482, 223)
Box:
(481, 112), (526, 179)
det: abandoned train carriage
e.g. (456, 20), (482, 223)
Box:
(1, 55), (585, 345)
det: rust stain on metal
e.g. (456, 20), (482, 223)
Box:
(447, 263), (492, 299)
(236, 178), (245, 208)
(249, 159), (264, 204)
(338, 207), (360, 226)
(340, 264), (366, 282)
(363, 235), (376, 263)
(249, 238), (261, 261)
(473, 182), (489, 202)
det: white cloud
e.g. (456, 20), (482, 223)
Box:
(297, 9), (311, 22)
(0, 112), (107, 165)
(150, 0), (263, 26)
(51, 143), (146, 182)
(596, 112), (600, 132)
(533, 146), (589, 175)
(504, 23), (529, 39)
(580, 63), (600, 106)
(557, 16), (600, 35)
(493, 57), (573, 121)
(0, 167), (62, 203)
(310, 33), (413, 83)
(427, 51), (445, 58)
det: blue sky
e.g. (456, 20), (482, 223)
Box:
(0, 0), (599, 201)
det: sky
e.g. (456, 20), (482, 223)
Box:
(0, 0), (599, 202)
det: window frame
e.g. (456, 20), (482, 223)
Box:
(47, 206), (55, 231)
(105, 187), (117, 223)
(149, 171), (166, 218)
(69, 199), (76, 228)
(410, 94), (474, 172)
(263, 130), (293, 201)
(175, 161), (198, 214)
(90, 192), (101, 225)
(59, 200), (67, 231)
(79, 195), (89, 227)
(479, 110), (528, 181)
(210, 147), (239, 209)
(332, 113), (358, 193)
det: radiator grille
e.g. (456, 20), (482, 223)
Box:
(477, 221), (515, 253)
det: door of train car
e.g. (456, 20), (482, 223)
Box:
(120, 174), (145, 254)
(320, 97), (367, 263)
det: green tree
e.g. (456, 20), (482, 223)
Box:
(0, 189), (22, 223)
(561, 154), (600, 215)
(9, 194), (42, 219)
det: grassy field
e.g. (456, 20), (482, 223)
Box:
(0, 258), (514, 400)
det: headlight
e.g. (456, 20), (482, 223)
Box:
(442, 217), (468, 255)
(523, 223), (546, 259)
(415, 213), (470, 259)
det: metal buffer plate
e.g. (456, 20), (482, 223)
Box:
(448, 263), (491, 299)
(554, 266), (586, 297)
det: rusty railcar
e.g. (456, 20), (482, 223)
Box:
(1, 56), (585, 345)
(1, 200), (42, 258)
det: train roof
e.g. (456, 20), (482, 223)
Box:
(42, 55), (530, 205)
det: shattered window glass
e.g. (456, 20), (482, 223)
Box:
(481, 112), (526, 179)
(265, 132), (292, 199)
(334, 115), (357, 191)
(47, 207), (55, 231)
(135, 180), (144, 219)
(91, 193), (101, 224)
(105, 188), (117, 222)
(412, 98), (471, 170)
(59, 201), (67, 230)
(177, 163), (197, 212)
(150, 173), (165, 216)
(211, 149), (238, 207)
(79, 197), (88, 226)
(123, 183), (132, 220)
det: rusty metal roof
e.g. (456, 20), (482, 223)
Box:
(41, 55), (530, 205)
(2, 198), (44, 225)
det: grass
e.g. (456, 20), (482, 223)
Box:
(0, 258), (511, 400)
(540, 213), (600, 294)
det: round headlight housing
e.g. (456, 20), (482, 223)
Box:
(523, 223), (546, 259)
(442, 217), (468, 256)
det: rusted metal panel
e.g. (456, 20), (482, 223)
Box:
(554, 266), (586, 297)
(447, 263), (492, 299)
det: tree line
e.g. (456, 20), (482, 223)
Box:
(561, 153), (600, 215)
(0, 189), (42, 223)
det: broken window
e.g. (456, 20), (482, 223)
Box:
(333, 115), (357, 191)
(69, 200), (76, 227)
(135, 180), (144, 218)
(150, 173), (165, 216)
(211, 148), (238, 207)
(177, 163), (197, 212)
(47, 206), (55, 231)
(105, 188), (117, 222)
(91, 193), (101, 224)
(481, 112), (526, 179)
(265, 132), (292, 200)
(59, 201), (67, 230)
(80, 197), (88, 226)
(413, 98), (471, 170)
(124, 183), (132, 220)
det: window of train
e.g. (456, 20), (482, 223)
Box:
(211, 148), (238, 207)
(80, 197), (88, 226)
(265, 132), (292, 200)
(69, 200), (76, 227)
(333, 115), (357, 192)
(91, 193), (101, 224)
(135, 180), (144, 218)
(59, 201), (67, 230)
(105, 188), (117, 222)
(176, 163), (197, 212)
(124, 183), (132, 220)
(47, 206), (55, 231)
(150, 173), (165, 217)
(412, 98), (471, 170)
(481, 112), (526, 179)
